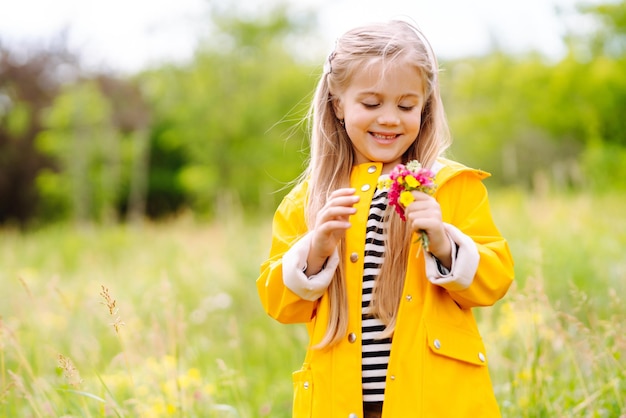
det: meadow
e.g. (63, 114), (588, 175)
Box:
(1, 189), (625, 417)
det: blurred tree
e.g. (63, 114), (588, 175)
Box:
(36, 81), (114, 223)
(574, 0), (626, 191)
(443, 53), (585, 189)
(577, 0), (626, 57)
(442, 0), (626, 192)
(0, 35), (79, 226)
(35, 75), (151, 224)
(96, 75), (151, 224)
(6, 0), (624, 225)
(139, 2), (317, 218)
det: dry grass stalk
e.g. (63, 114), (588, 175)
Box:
(57, 354), (83, 387)
(99, 284), (134, 388)
(0, 315), (6, 403)
(0, 323), (13, 404)
(17, 276), (32, 299)
(99, 285), (125, 333)
(0, 316), (4, 350)
(0, 380), (15, 405)
(7, 370), (42, 416)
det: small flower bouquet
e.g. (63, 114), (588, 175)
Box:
(379, 160), (437, 250)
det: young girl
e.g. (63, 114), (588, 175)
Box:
(257, 20), (514, 418)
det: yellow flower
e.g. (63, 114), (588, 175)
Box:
(399, 190), (415, 207)
(377, 177), (392, 190)
(203, 383), (216, 395)
(404, 175), (419, 188)
(177, 367), (202, 389)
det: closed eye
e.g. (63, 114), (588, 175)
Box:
(361, 103), (380, 109)
(399, 105), (415, 111)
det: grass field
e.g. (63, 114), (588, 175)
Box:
(1, 190), (625, 417)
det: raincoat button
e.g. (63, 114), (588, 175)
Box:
(478, 352), (486, 363)
(367, 165), (376, 173)
(434, 339), (441, 349)
(361, 184), (371, 192)
(350, 252), (359, 263)
(349, 414), (358, 418)
(348, 332), (357, 343)
(390, 375), (396, 380)
(405, 295), (412, 301)
(303, 381), (309, 389)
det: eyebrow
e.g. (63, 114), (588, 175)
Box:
(356, 92), (423, 104)
(356, 92), (422, 99)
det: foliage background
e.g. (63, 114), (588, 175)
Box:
(1, 1), (624, 226)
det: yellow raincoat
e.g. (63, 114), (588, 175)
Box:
(257, 159), (514, 418)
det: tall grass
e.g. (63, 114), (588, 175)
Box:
(485, 190), (626, 417)
(0, 192), (624, 417)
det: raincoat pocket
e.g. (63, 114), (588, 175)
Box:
(423, 320), (500, 416)
(292, 365), (313, 418)
(425, 320), (488, 366)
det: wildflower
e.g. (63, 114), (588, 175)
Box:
(399, 190), (415, 208)
(378, 160), (437, 250)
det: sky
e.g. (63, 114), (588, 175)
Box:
(0, 0), (597, 73)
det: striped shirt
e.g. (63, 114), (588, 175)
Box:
(362, 187), (392, 402)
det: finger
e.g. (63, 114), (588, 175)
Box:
(405, 203), (441, 229)
(329, 187), (357, 198)
(319, 206), (357, 222)
(317, 219), (353, 233)
(408, 190), (434, 202)
(327, 196), (360, 210)
(404, 202), (434, 219)
(409, 217), (438, 233)
(327, 190), (359, 207)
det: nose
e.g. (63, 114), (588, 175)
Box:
(377, 105), (400, 126)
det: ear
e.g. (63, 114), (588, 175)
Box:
(332, 97), (344, 121)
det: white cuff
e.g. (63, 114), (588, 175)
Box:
(425, 223), (479, 291)
(282, 233), (339, 301)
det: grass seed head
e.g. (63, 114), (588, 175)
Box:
(57, 354), (83, 387)
(100, 285), (125, 333)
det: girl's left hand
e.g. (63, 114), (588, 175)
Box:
(404, 191), (452, 267)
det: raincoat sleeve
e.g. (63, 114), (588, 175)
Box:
(256, 182), (335, 324)
(430, 171), (514, 308)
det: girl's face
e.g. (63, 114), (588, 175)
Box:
(333, 60), (425, 174)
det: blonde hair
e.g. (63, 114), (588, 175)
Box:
(303, 20), (451, 347)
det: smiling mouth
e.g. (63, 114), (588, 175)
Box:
(370, 132), (399, 141)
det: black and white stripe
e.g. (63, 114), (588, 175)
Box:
(362, 188), (391, 403)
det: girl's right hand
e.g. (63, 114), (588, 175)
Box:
(306, 188), (359, 275)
